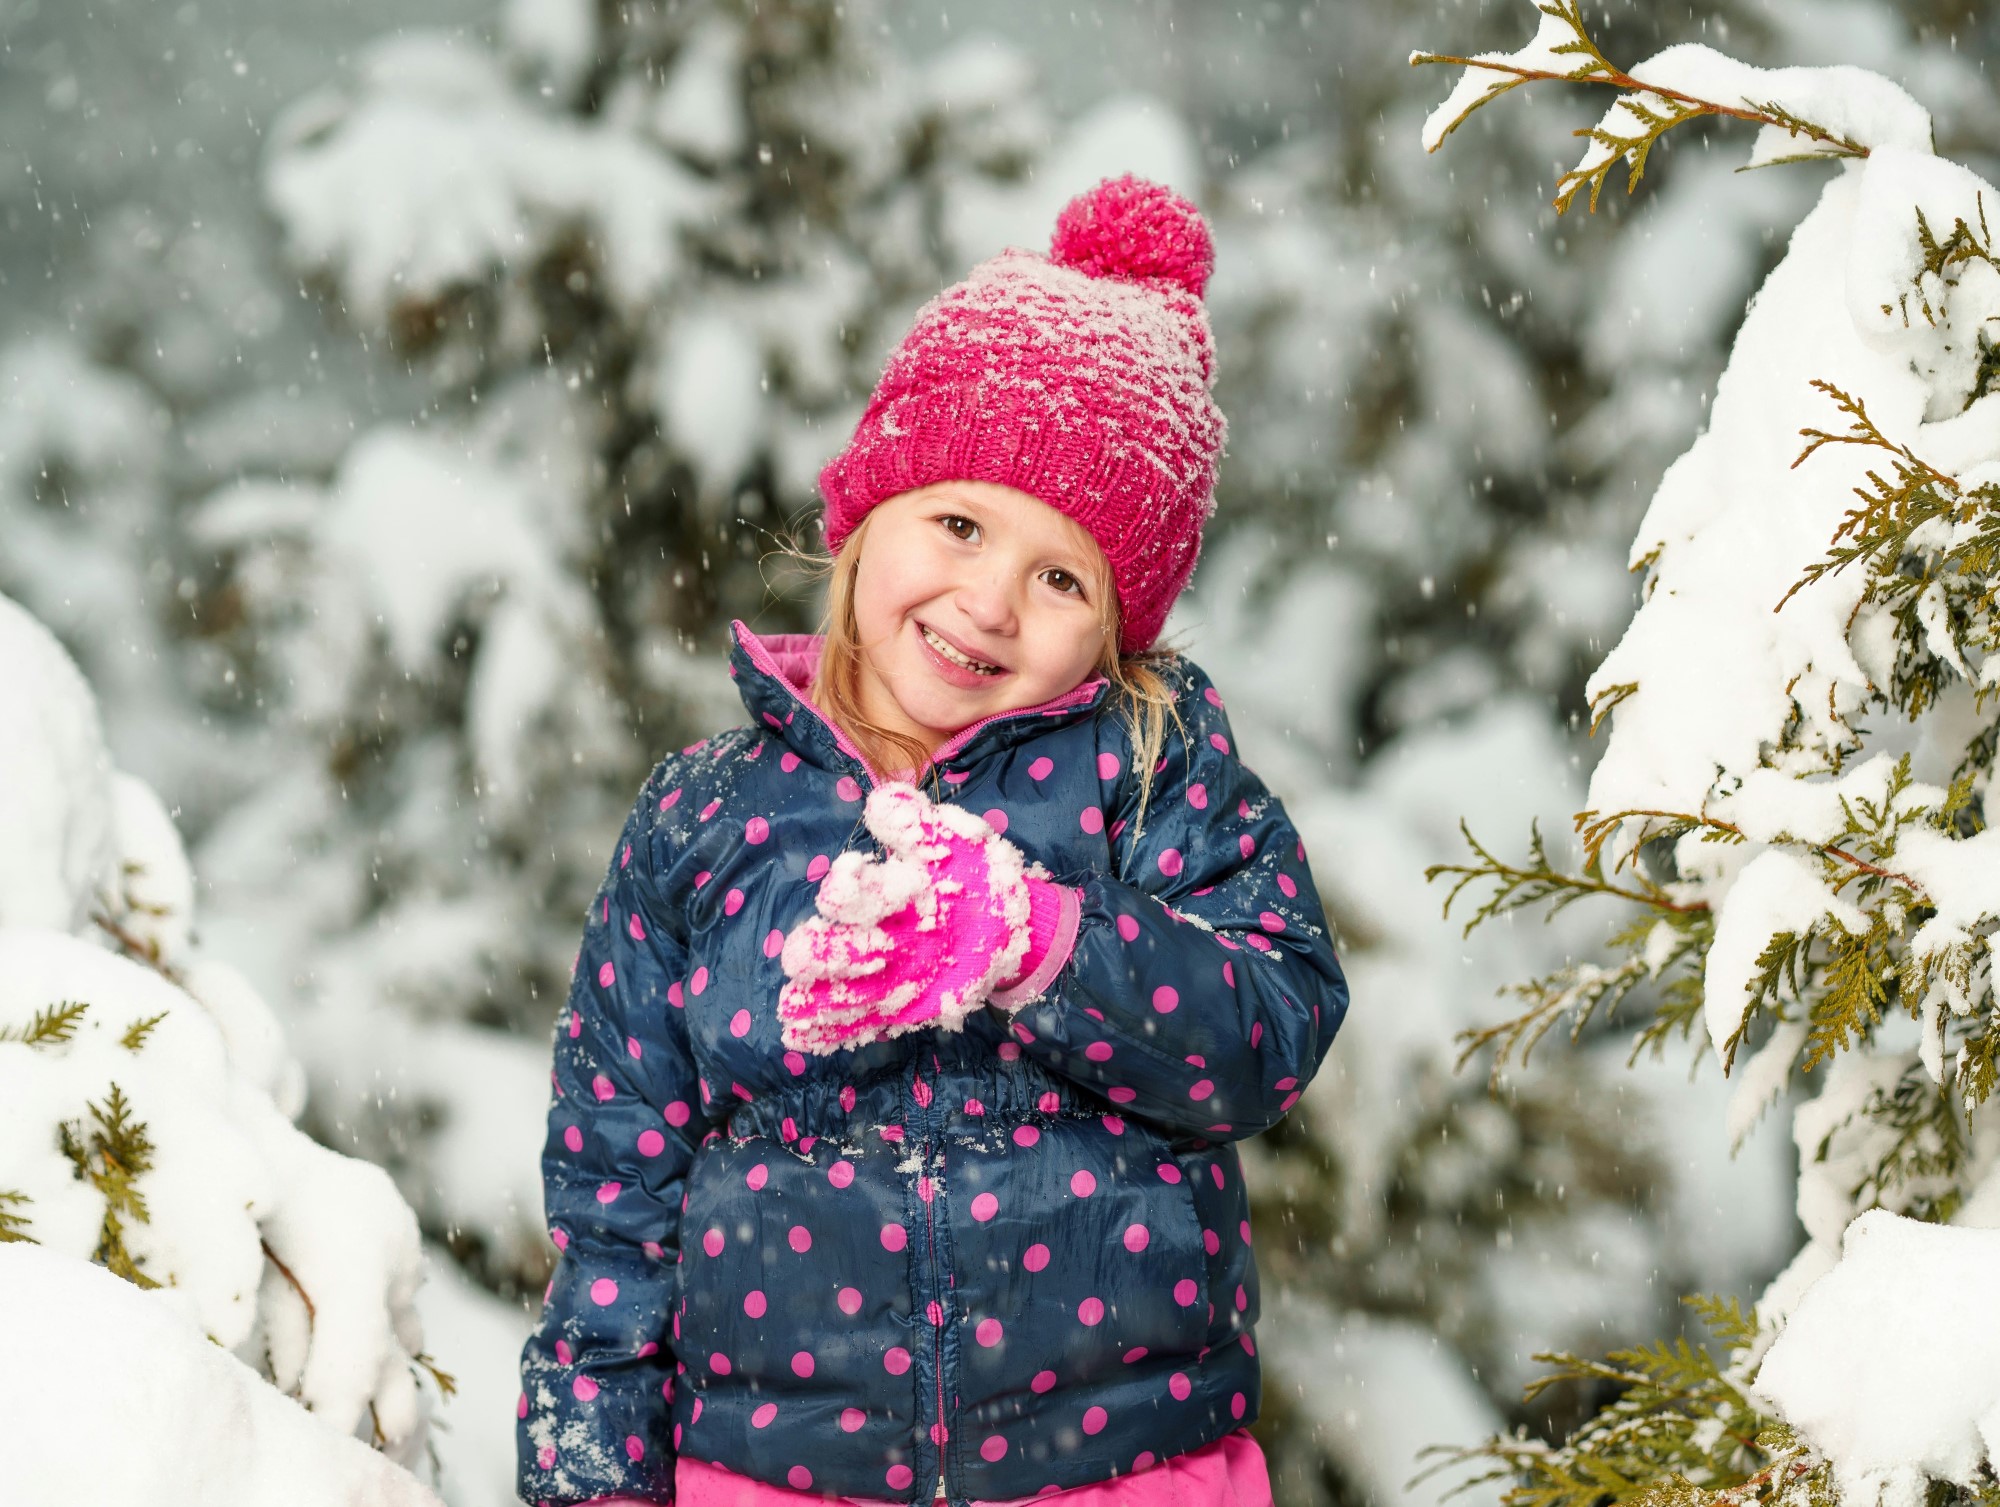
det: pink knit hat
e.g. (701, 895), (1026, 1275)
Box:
(817, 175), (1226, 656)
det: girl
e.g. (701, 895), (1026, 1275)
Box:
(518, 176), (1350, 1507)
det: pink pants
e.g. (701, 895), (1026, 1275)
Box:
(673, 1431), (1273, 1507)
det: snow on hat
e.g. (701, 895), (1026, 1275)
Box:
(817, 174), (1226, 656)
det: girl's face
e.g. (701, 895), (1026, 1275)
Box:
(849, 480), (1112, 757)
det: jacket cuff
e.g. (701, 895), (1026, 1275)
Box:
(990, 880), (1081, 1010)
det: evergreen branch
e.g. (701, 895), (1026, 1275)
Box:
(1847, 1063), (1968, 1221)
(120, 1012), (169, 1054)
(260, 1237), (318, 1333)
(1415, 1), (1867, 214)
(1577, 808), (1927, 898)
(90, 909), (186, 987)
(1589, 680), (1639, 736)
(1426, 1298), (1792, 1507)
(413, 1351), (459, 1401)
(1459, 912), (1713, 1083)
(1781, 380), (1967, 611)
(1428, 820), (1703, 939)
(1558, 92), (1708, 214)
(0, 1190), (33, 1244)
(0, 1000), (90, 1048)
(60, 1083), (161, 1290)
(1458, 952), (1650, 1081)
(1411, 2), (1616, 152)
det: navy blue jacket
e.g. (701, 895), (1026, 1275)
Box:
(517, 623), (1349, 1505)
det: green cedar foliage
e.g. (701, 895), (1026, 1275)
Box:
(58, 1084), (160, 1290)
(1, 998), (165, 1283)
(1418, 3), (2000, 1504)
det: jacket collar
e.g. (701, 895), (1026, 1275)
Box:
(727, 620), (1111, 784)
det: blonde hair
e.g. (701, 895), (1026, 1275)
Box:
(788, 511), (1187, 839)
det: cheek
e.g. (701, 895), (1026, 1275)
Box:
(1033, 612), (1105, 687)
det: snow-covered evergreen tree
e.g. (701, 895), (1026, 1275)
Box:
(191, 0), (1069, 1298)
(1420, 3), (2000, 1502)
(0, 588), (443, 1496)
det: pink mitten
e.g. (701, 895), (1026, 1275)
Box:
(779, 784), (1061, 1054)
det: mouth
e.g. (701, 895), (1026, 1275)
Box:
(918, 622), (1007, 677)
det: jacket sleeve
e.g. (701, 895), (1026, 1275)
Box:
(518, 762), (719, 1505)
(1000, 662), (1349, 1141)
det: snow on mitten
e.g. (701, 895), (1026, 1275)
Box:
(778, 783), (1050, 1054)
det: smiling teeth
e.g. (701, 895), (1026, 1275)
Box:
(922, 625), (1000, 675)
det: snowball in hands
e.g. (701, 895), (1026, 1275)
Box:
(778, 783), (1042, 1053)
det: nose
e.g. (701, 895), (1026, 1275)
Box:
(956, 567), (1018, 637)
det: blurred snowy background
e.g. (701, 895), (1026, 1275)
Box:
(1, 0), (1996, 1503)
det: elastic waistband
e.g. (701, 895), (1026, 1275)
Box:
(725, 1043), (1103, 1143)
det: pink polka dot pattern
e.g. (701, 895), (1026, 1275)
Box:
(518, 654), (1352, 1503)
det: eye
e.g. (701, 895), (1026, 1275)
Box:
(939, 515), (978, 541)
(1043, 568), (1086, 598)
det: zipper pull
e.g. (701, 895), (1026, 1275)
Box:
(934, 1475), (948, 1501)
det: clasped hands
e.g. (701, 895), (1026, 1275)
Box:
(778, 782), (1060, 1054)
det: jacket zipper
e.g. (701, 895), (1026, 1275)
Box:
(920, 1053), (950, 1504)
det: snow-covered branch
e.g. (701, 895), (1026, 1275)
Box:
(1414, 0), (1932, 212)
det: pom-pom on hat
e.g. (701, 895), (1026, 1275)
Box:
(817, 174), (1226, 656)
